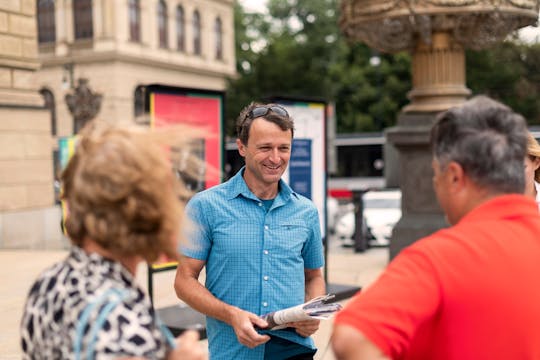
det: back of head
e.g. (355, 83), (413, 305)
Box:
(431, 95), (527, 194)
(61, 122), (189, 263)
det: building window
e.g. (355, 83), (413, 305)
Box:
(128, 0), (140, 42)
(176, 5), (185, 51)
(214, 17), (223, 60)
(40, 88), (57, 136)
(37, 0), (56, 43)
(73, 0), (93, 40)
(193, 10), (201, 55)
(158, 0), (168, 48)
(134, 85), (146, 118)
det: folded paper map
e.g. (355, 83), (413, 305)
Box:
(261, 294), (343, 330)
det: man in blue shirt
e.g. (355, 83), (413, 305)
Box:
(175, 103), (326, 359)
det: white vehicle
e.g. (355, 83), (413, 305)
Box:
(334, 189), (401, 248)
(363, 189), (401, 246)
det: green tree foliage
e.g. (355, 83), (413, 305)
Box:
(329, 44), (411, 132)
(226, 0), (410, 135)
(466, 41), (540, 124)
(229, 1), (540, 136)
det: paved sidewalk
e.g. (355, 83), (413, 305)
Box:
(0, 237), (388, 359)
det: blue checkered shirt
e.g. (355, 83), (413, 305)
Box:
(181, 168), (325, 360)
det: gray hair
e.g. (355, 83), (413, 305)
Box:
(431, 95), (527, 194)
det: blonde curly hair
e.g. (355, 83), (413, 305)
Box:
(61, 122), (195, 263)
(527, 132), (540, 182)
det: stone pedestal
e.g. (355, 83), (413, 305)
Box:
(386, 112), (448, 259)
(340, 0), (540, 259)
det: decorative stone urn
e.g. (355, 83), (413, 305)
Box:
(340, 0), (540, 257)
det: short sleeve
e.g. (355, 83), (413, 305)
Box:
(334, 246), (442, 359)
(180, 194), (212, 261)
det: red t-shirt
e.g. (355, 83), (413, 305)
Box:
(334, 195), (540, 360)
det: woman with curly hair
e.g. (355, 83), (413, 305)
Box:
(20, 122), (206, 360)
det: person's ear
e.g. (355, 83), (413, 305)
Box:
(236, 138), (246, 157)
(533, 156), (540, 171)
(446, 161), (466, 192)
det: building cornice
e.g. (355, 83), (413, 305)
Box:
(39, 50), (235, 78)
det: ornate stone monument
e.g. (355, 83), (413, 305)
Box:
(65, 78), (103, 133)
(340, 0), (540, 258)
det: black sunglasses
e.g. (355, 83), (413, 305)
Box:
(248, 105), (289, 120)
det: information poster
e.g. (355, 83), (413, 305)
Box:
(289, 139), (312, 200)
(277, 100), (327, 237)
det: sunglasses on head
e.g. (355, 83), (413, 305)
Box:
(247, 105), (289, 120)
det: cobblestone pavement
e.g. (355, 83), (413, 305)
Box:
(0, 236), (388, 359)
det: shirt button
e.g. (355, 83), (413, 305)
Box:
(263, 250), (269, 255)
(258, 202), (263, 206)
(264, 225), (269, 230)
(263, 302), (268, 307)
(263, 276), (269, 281)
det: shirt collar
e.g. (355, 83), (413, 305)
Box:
(225, 166), (298, 204)
(68, 245), (136, 287)
(458, 194), (539, 224)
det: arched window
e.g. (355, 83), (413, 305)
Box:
(176, 5), (185, 51)
(192, 10), (201, 55)
(40, 88), (57, 136)
(214, 17), (223, 60)
(73, 0), (93, 39)
(37, 0), (56, 43)
(157, 0), (168, 48)
(134, 85), (146, 119)
(128, 0), (140, 42)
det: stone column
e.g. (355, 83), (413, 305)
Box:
(386, 32), (471, 258)
(405, 32), (470, 112)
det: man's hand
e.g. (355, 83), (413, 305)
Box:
(230, 308), (271, 348)
(286, 319), (320, 337)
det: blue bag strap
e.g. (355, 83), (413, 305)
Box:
(74, 288), (129, 360)
(156, 316), (177, 349)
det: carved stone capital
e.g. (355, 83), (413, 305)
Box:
(340, 0), (540, 53)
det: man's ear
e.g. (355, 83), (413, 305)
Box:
(446, 161), (466, 191)
(236, 138), (246, 157)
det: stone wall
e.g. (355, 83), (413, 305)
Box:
(0, 0), (61, 249)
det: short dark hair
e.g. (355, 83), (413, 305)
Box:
(431, 95), (527, 194)
(236, 102), (294, 145)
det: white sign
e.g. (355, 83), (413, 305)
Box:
(280, 101), (327, 237)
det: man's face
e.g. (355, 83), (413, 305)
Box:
(237, 117), (292, 187)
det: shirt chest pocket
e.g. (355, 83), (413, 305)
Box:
(268, 221), (310, 253)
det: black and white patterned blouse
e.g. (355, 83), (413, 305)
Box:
(21, 246), (171, 359)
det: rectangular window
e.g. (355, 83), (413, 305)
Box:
(74, 0), (93, 40)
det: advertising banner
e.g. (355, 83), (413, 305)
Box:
(148, 86), (224, 274)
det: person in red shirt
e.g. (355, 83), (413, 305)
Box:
(331, 95), (540, 360)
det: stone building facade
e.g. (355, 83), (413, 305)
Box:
(0, 1), (56, 248)
(1, 0), (235, 249)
